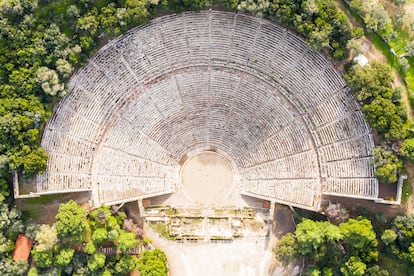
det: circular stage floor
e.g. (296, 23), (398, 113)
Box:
(180, 152), (233, 206)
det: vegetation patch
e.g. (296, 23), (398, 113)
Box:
(148, 222), (173, 240)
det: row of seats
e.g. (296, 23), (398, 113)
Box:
(36, 11), (378, 208)
(243, 179), (316, 207)
(241, 151), (318, 179)
(322, 178), (379, 198)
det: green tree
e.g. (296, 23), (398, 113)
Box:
(274, 233), (297, 264)
(87, 252), (106, 271)
(295, 219), (326, 256)
(27, 267), (38, 276)
(401, 138), (414, 160)
(0, 203), (24, 234)
(55, 247), (75, 266)
(84, 241), (96, 254)
(346, 38), (364, 56)
(164, 0), (209, 13)
(77, 11), (99, 36)
(294, 219), (342, 263)
(0, 259), (28, 276)
(307, 23), (332, 50)
(340, 256), (367, 276)
(108, 229), (120, 241)
(393, 214), (414, 248)
(116, 230), (138, 251)
(115, 254), (139, 274)
(124, 0), (150, 27)
(9, 147), (49, 176)
(381, 229), (397, 245)
(90, 205), (113, 228)
(92, 227), (108, 245)
(36, 66), (65, 96)
(365, 265), (389, 276)
(399, 57), (410, 72)
(237, 0), (270, 17)
(0, 233), (15, 257)
(137, 249), (168, 276)
(270, 0), (299, 25)
(55, 200), (87, 243)
(373, 146), (402, 184)
(409, 242), (414, 263)
(362, 97), (406, 140)
(339, 217), (378, 262)
(0, 96), (49, 176)
(55, 58), (73, 79)
(307, 266), (321, 276)
(345, 63), (394, 102)
(32, 248), (53, 268)
(34, 224), (58, 252)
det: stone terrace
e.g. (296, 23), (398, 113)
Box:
(32, 11), (378, 210)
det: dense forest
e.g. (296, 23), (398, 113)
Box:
(1, 0), (414, 275)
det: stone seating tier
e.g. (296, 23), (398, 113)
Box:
(36, 11), (377, 209)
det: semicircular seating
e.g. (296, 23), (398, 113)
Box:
(35, 10), (378, 210)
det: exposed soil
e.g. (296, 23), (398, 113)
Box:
(378, 182), (398, 200)
(15, 192), (91, 225)
(181, 152), (233, 206)
(324, 195), (404, 218)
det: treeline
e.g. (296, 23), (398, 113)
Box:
(275, 217), (382, 275)
(344, 62), (406, 184)
(0, 198), (167, 276)
(0, 0), (157, 181)
(275, 207), (414, 275)
(344, 61), (414, 184)
(382, 214), (414, 267)
(344, 0), (414, 105)
(223, 0), (355, 58)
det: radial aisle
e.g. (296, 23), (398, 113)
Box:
(35, 11), (378, 210)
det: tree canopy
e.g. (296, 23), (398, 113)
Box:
(55, 200), (87, 243)
(274, 216), (379, 274)
(345, 63), (407, 141)
(28, 201), (167, 275)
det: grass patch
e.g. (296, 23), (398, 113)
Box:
(148, 222), (174, 240)
(389, 28), (411, 54)
(402, 178), (412, 204)
(366, 32), (396, 65)
(21, 194), (63, 205)
(406, 65), (414, 95)
(164, 207), (177, 216)
(22, 208), (39, 220)
(340, 0), (414, 127)
(379, 253), (412, 275)
(191, 218), (203, 225)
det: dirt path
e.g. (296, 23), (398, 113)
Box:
(144, 224), (276, 276)
(142, 204), (297, 276)
(337, 1), (413, 121)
